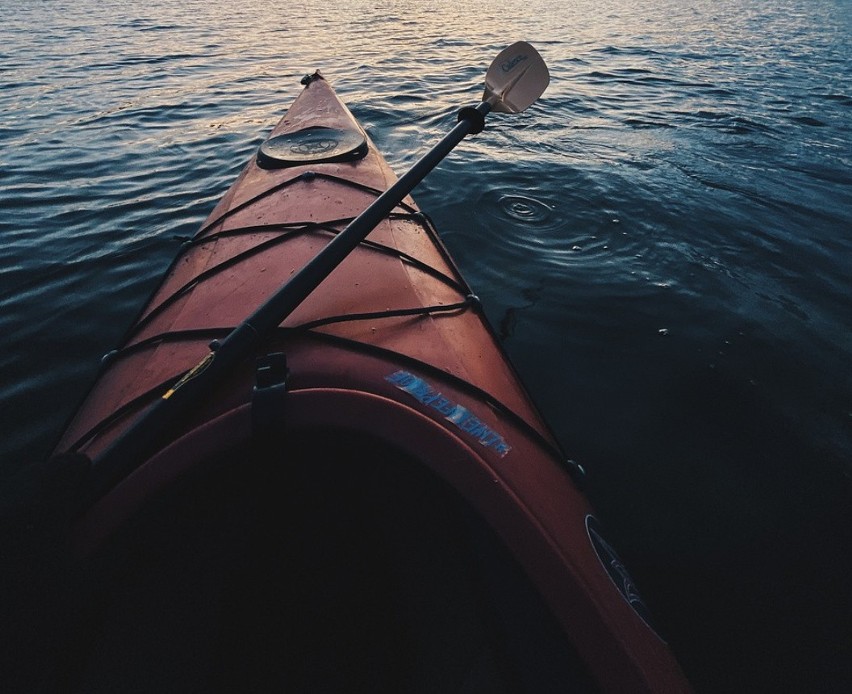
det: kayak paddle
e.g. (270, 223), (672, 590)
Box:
(83, 41), (550, 505)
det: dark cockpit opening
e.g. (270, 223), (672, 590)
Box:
(52, 428), (598, 693)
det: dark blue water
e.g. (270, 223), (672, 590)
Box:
(2, 0), (850, 691)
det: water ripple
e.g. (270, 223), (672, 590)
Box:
(494, 194), (554, 225)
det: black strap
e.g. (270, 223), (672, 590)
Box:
(252, 352), (290, 440)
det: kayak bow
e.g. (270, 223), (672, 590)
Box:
(52, 49), (692, 693)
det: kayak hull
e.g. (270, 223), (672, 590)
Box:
(55, 74), (691, 692)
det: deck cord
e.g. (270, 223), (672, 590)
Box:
(124, 173), (468, 339)
(68, 311), (573, 480)
(195, 170), (419, 238)
(65, 172), (576, 475)
(66, 299), (477, 454)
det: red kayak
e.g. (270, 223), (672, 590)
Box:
(52, 65), (691, 692)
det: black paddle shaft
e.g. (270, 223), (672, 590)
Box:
(83, 102), (492, 506)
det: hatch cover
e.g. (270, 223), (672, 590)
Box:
(257, 126), (368, 169)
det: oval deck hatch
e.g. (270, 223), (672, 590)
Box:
(257, 126), (367, 168)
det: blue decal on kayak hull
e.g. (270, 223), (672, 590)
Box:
(385, 370), (511, 457)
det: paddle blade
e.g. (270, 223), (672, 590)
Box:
(484, 41), (549, 113)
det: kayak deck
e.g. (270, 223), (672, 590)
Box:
(56, 73), (555, 463)
(52, 73), (692, 692)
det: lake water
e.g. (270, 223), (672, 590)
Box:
(2, 0), (850, 691)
